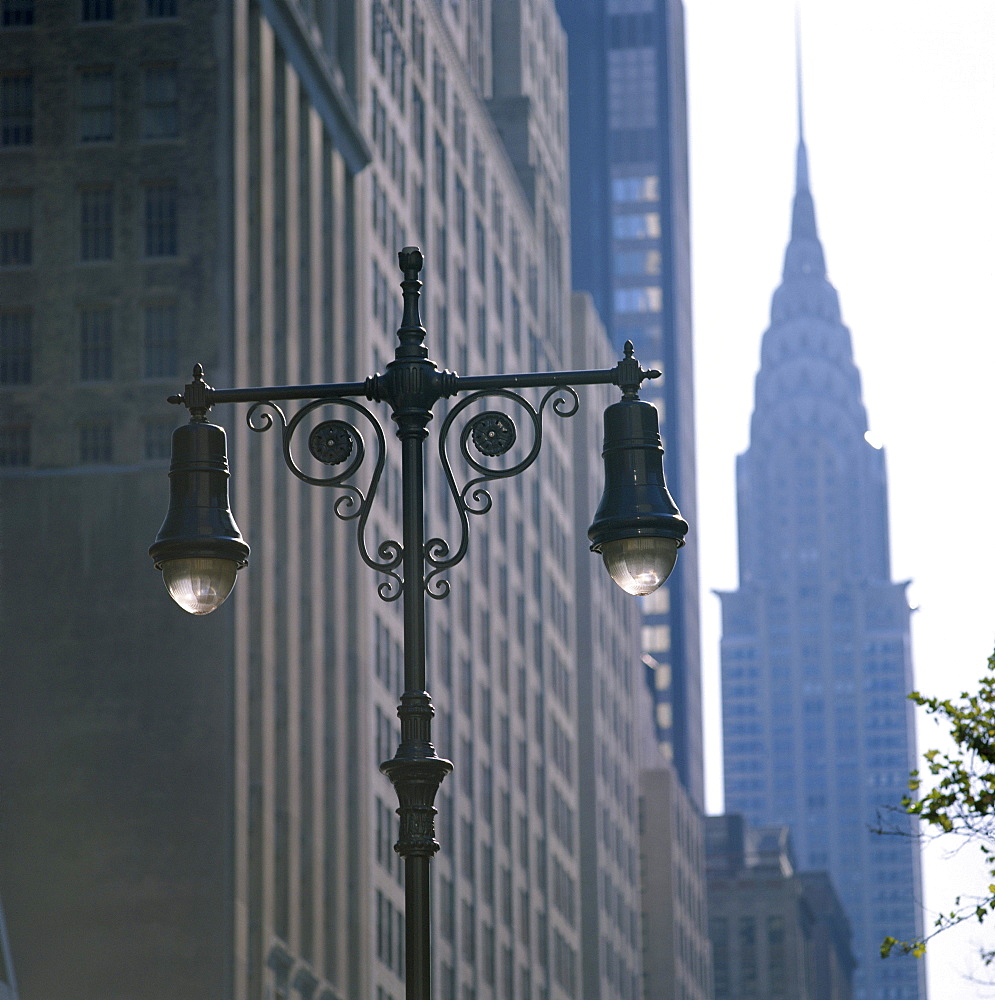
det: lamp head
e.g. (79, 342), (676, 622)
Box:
(588, 393), (688, 596)
(149, 418), (249, 614)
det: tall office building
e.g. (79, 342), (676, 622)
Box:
(0, 1), (644, 998)
(0, 1), (366, 995)
(554, 6), (710, 998)
(718, 107), (926, 1000)
(556, 0), (702, 806)
(571, 293), (654, 1000)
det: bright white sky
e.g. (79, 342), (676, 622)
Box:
(682, 2), (995, 995)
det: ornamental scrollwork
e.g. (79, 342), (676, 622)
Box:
(246, 398), (403, 600)
(425, 385), (580, 598)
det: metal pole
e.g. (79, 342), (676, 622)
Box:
(379, 249), (453, 1000)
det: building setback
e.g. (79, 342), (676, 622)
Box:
(0, 1), (646, 998)
(718, 103), (927, 1000)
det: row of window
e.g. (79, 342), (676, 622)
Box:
(0, 417), (174, 468)
(1, 0), (177, 25)
(438, 925), (561, 1000)
(79, 63), (179, 143)
(0, 183), (179, 267)
(0, 302), (179, 386)
(2, 61), (179, 148)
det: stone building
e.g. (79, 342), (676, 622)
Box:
(0, 1), (645, 998)
(706, 815), (854, 1000)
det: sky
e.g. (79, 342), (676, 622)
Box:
(682, 1), (995, 996)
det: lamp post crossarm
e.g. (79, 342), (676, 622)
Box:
(170, 363), (660, 412)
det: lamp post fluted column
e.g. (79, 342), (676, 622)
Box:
(375, 249), (455, 1000)
(150, 247), (688, 1000)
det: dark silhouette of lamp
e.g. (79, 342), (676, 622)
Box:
(589, 345), (688, 596)
(149, 366), (249, 614)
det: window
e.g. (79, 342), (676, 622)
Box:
(434, 222), (447, 282)
(611, 175), (659, 203)
(460, 900), (475, 961)
(142, 64), (178, 139)
(0, 189), (31, 267)
(491, 185), (504, 244)
(0, 309), (31, 383)
(144, 301), (177, 377)
(411, 85), (424, 160)
(739, 917), (758, 996)
(144, 182), (177, 256)
(80, 305), (112, 380)
(81, 0), (113, 20)
(144, 419), (173, 460)
(79, 67), (113, 142)
(472, 141), (485, 201)
(79, 186), (113, 260)
(642, 623), (670, 652)
(612, 212), (661, 239)
(431, 52), (446, 119)
(0, 423), (29, 467)
(433, 130), (446, 204)
(493, 256), (504, 319)
(474, 217), (485, 282)
(614, 249), (661, 276)
(1, 73), (32, 145)
(453, 98), (466, 163)
(1, 0), (34, 26)
(145, 0), (177, 15)
(607, 47), (656, 128)
(79, 420), (113, 464)
(454, 175), (466, 244)
(614, 286), (663, 314)
(411, 8), (424, 70)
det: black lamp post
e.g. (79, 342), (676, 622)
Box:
(150, 247), (687, 1000)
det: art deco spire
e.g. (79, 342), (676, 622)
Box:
(765, 66), (841, 330)
(741, 61), (888, 588)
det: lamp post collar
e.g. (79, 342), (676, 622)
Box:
(169, 363), (214, 422)
(613, 340), (661, 400)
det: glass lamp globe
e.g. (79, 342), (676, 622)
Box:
(598, 536), (679, 596)
(161, 557), (239, 615)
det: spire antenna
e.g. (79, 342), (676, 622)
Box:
(795, 6), (805, 145)
(792, 8), (811, 200)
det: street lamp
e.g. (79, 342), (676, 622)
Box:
(149, 247), (687, 1000)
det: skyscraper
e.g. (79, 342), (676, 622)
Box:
(556, 0), (702, 805)
(719, 102), (927, 1000)
(0, 1), (645, 997)
(554, 6), (711, 997)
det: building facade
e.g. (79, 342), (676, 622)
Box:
(705, 815), (854, 1000)
(572, 293), (652, 1000)
(556, 0), (702, 807)
(718, 111), (927, 1000)
(0, 1), (365, 996)
(0, 1), (645, 998)
(640, 766), (713, 1000)
(554, 6), (710, 999)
